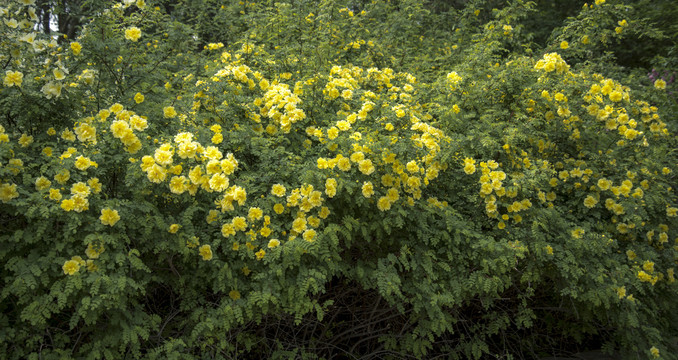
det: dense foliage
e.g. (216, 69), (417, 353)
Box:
(1, 0), (676, 358)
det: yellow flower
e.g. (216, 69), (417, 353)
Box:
(208, 173), (229, 192)
(221, 223), (236, 238)
(60, 198), (75, 211)
(259, 78), (269, 90)
(62, 260), (80, 275)
(229, 290), (241, 300)
(325, 185), (336, 198)
(18, 134), (33, 147)
(99, 208), (121, 226)
(319, 206), (330, 219)
(447, 71), (462, 86)
(198, 244), (213, 261)
(124, 26), (142, 41)
(571, 228), (584, 238)
(169, 176), (187, 194)
(86, 260), (98, 272)
(3, 70), (23, 87)
(341, 89), (353, 99)
(271, 184), (286, 197)
(406, 161), (419, 174)
(583, 195), (597, 208)
(206, 210), (218, 224)
(53, 68), (66, 81)
(358, 159), (375, 175)
(597, 178), (611, 190)
(74, 155), (94, 171)
(292, 217), (307, 233)
(327, 127), (339, 139)
(637, 270), (657, 284)
(658, 232), (668, 244)
(110, 103), (124, 114)
(273, 203), (284, 214)
(168, 224), (180, 233)
(230, 186), (246, 205)
(85, 243), (104, 259)
(337, 157), (351, 171)
(70, 42), (82, 55)
(0, 182), (18, 203)
(75, 123), (96, 143)
(336, 120), (350, 131)
(267, 239), (280, 248)
(303, 229), (317, 242)
(377, 196), (391, 211)
(110, 120), (130, 138)
(35, 176), (51, 191)
(609, 91), (622, 102)
(147, 164), (167, 183)
(463, 158), (476, 175)
(559, 41), (569, 49)
(255, 249), (266, 260)
(71, 182), (91, 197)
(248, 207), (263, 221)
(362, 181), (374, 198)
(49, 188), (62, 201)
(654, 79), (666, 90)
(650, 346), (659, 358)
(163, 106), (177, 118)
(232, 217), (247, 232)
(134, 92), (145, 104)
(643, 260), (654, 273)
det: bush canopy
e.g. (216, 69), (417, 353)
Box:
(1, 0), (677, 358)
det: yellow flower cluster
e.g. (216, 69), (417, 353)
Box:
(583, 76), (667, 140)
(210, 124), (223, 144)
(464, 159), (536, 227)
(463, 158), (476, 174)
(258, 83), (305, 133)
(60, 178), (101, 212)
(446, 71), (463, 90)
(70, 41), (82, 55)
(637, 270), (658, 285)
(324, 66), (360, 100)
(141, 131), (241, 205)
(534, 52), (570, 74)
(315, 66), (446, 214)
(0, 125), (8, 143)
(107, 103), (147, 153)
(62, 254), (98, 275)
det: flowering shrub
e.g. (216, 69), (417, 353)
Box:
(0, 0), (676, 359)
